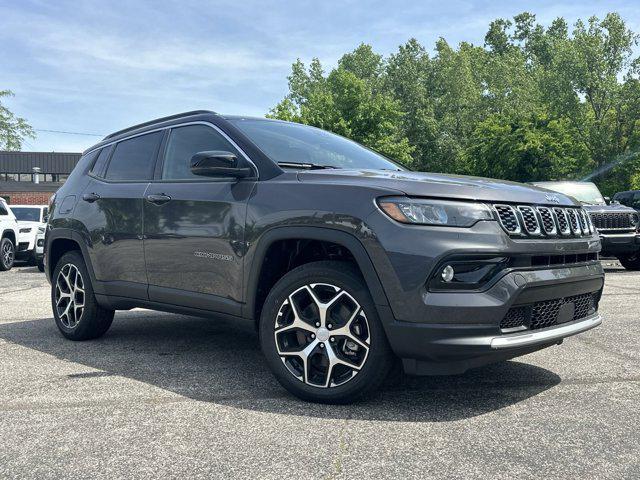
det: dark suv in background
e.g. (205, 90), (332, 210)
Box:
(45, 111), (604, 403)
(533, 181), (640, 270)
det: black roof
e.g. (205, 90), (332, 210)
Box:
(0, 151), (81, 174)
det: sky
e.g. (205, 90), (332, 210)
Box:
(1, 0), (639, 153)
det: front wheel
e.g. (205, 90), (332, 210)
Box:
(0, 237), (15, 271)
(259, 261), (393, 404)
(51, 251), (115, 340)
(618, 253), (640, 270)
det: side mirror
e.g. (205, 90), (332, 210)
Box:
(604, 196), (611, 205)
(190, 151), (252, 178)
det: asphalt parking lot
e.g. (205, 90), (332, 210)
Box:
(0, 261), (638, 479)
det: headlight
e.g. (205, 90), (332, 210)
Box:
(38, 226), (46, 233)
(19, 228), (32, 233)
(378, 197), (493, 227)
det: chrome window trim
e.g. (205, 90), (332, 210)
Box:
(517, 205), (542, 236)
(85, 121), (259, 180)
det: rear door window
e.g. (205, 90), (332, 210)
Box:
(105, 132), (163, 181)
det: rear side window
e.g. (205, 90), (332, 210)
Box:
(0, 203), (7, 216)
(162, 125), (240, 180)
(90, 146), (113, 178)
(105, 131), (163, 181)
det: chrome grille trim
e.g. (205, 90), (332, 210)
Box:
(566, 208), (581, 235)
(517, 206), (541, 235)
(536, 207), (557, 236)
(493, 204), (591, 238)
(553, 208), (571, 235)
(494, 204), (521, 234)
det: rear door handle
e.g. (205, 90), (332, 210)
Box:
(146, 193), (172, 206)
(82, 193), (100, 203)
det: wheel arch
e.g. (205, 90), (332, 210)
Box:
(244, 227), (389, 323)
(1, 229), (16, 245)
(46, 229), (97, 284)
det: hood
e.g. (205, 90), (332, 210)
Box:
(581, 203), (637, 214)
(16, 220), (45, 230)
(297, 170), (579, 206)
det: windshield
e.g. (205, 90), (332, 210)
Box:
(229, 119), (405, 171)
(12, 207), (41, 222)
(534, 182), (606, 205)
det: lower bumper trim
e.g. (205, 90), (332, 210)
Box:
(491, 314), (601, 349)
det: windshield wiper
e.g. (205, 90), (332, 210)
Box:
(278, 162), (339, 170)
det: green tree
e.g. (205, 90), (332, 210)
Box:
(0, 90), (35, 150)
(268, 46), (414, 163)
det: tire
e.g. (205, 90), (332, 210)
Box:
(37, 259), (45, 272)
(618, 253), (640, 271)
(51, 251), (114, 340)
(0, 237), (15, 271)
(259, 261), (393, 404)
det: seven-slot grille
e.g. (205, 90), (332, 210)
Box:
(494, 204), (592, 238)
(589, 212), (636, 232)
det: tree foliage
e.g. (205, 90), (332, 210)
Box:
(270, 12), (640, 195)
(0, 90), (35, 150)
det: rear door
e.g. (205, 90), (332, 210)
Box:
(143, 123), (256, 315)
(76, 131), (163, 299)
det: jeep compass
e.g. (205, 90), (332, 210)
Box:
(44, 110), (604, 403)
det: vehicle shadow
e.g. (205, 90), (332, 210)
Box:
(0, 312), (561, 422)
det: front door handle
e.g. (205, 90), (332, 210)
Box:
(82, 192), (100, 203)
(146, 193), (172, 206)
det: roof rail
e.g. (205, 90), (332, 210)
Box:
(103, 110), (217, 140)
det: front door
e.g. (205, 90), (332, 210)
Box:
(143, 123), (256, 315)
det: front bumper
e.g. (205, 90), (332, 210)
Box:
(379, 262), (604, 375)
(599, 232), (640, 256)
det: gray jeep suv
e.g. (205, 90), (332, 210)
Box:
(44, 111), (604, 403)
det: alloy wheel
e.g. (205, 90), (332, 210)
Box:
(2, 241), (13, 267)
(55, 263), (85, 328)
(274, 283), (370, 388)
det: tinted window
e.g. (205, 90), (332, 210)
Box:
(632, 193), (640, 209)
(12, 207), (41, 222)
(90, 146), (113, 178)
(229, 119), (404, 171)
(162, 125), (239, 179)
(105, 132), (163, 181)
(0, 203), (7, 216)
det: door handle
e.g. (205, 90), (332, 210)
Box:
(82, 193), (100, 203)
(146, 193), (172, 205)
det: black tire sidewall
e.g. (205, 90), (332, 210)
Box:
(51, 251), (112, 340)
(259, 261), (392, 403)
(0, 238), (14, 271)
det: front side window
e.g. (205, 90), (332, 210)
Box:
(11, 207), (41, 222)
(162, 124), (240, 180)
(0, 203), (7, 215)
(105, 131), (163, 181)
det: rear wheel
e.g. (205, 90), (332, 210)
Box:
(0, 237), (15, 271)
(52, 251), (114, 340)
(259, 261), (393, 404)
(618, 253), (640, 270)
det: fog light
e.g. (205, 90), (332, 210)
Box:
(441, 265), (455, 282)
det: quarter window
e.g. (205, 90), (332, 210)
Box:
(162, 125), (240, 180)
(105, 132), (163, 181)
(90, 146), (112, 178)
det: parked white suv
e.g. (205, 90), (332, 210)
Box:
(0, 199), (19, 271)
(11, 205), (48, 265)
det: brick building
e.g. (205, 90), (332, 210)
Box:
(0, 151), (81, 205)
